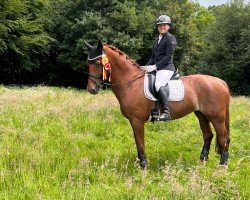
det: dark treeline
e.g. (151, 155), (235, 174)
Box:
(0, 0), (249, 94)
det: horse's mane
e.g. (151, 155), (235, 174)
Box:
(104, 44), (140, 68)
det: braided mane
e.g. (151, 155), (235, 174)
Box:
(104, 44), (140, 68)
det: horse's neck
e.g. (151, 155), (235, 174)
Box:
(104, 46), (142, 84)
(104, 46), (143, 101)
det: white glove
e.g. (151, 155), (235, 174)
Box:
(141, 65), (157, 72)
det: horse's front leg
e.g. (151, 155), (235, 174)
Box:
(129, 118), (147, 170)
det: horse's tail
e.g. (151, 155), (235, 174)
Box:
(225, 105), (230, 148)
(225, 106), (230, 138)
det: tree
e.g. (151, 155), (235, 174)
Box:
(2, 0), (247, 95)
(199, 0), (250, 94)
(0, 0), (52, 84)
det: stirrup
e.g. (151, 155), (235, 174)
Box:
(151, 106), (159, 122)
(158, 113), (171, 121)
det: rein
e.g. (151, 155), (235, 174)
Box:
(89, 72), (144, 87)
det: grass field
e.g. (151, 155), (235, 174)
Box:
(0, 85), (249, 199)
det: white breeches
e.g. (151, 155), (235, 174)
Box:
(155, 70), (174, 92)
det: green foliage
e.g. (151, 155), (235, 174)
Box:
(199, 0), (250, 94)
(0, 87), (249, 198)
(0, 0), (51, 64)
(0, 0), (249, 94)
(0, 0), (52, 86)
(45, 0), (212, 73)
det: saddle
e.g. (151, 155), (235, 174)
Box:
(144, 70), (184, 122)
(144, 69), (184, 102)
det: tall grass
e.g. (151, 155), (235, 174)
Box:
(0, 85), (249, 199)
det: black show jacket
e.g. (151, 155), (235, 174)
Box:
(146, 32), (176, 71)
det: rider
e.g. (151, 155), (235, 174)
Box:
(141, 15), (177, 121)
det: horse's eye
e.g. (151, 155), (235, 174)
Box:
(96, 60), (101, 65)
(94, 60), (102, 68)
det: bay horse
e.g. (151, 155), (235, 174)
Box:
(85, 40), (230, 169)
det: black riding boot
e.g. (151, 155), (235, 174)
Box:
(157, 86), (171, 121)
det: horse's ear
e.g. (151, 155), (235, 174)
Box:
(84, 40), (92, 51)
(97, 39), (103, 53)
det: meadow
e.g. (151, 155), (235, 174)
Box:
(0, 85), (249, 199)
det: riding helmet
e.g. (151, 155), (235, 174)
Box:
(156, 15), (171, 25)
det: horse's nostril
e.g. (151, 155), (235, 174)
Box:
(91, 89), (96, 94)
(88, 87), (98, 95)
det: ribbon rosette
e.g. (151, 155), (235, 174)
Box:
(102, 55), (111, 70)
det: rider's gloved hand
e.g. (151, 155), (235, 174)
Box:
(141, 65), (157, 72)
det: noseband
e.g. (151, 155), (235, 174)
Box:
(88, 73), (104, 87)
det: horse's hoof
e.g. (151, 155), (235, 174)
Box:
(141, 165), (147, 171)
(218, 164), (228, 170)
(140, 161), (147, 170)
(219, 152), (229, 166)
(138, 155), (147, 170)
(200, 160), (207, 165)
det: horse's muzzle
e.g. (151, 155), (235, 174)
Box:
(87, 86), (99, 95)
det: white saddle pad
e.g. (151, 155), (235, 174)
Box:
(144, 75), (184, 101)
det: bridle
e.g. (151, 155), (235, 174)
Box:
(88, 73), (104, 87)
(88, 53), (144, 87)
(88, 52), (111, 87)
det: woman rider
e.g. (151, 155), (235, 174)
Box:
(141, 15), (177, 121)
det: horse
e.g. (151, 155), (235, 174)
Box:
(85, 40), (230, 169)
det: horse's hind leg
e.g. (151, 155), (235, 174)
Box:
(194, 111), (213, 162)
(211, 119), (230, 166)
